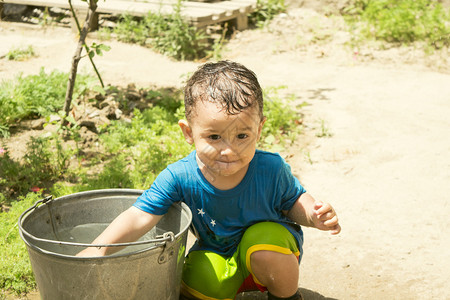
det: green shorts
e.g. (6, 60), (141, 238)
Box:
(181, 222), (301, 300)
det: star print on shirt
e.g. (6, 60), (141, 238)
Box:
(197, 208), (206, 216)
(210, 219), (216, 227)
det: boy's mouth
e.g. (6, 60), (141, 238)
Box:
(215, 159), (243, 171)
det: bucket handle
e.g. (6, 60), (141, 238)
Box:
(18, 195), (176, 248)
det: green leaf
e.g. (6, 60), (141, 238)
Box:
(99, 44), (111, 51)
(91, 85), (106, 95)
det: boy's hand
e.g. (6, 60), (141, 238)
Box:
(311, 201), (341, 235)
(285, 193), (341, 234)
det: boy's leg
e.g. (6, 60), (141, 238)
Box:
(250, 250), (299, 297)
(181, 222), (302, 299)
(237, 222), (302, 299)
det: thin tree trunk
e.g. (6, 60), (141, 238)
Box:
(62, 0), (98, 123)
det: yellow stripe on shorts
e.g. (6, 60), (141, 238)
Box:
(245, 244), (301, 286)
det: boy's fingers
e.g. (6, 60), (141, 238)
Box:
(313, 201), (340, 235)
(315, 202), (332, 216)
(330, 224), (341, 235)
(323, 215), (339, 227)
(316, 209), (336, 221)
(313, 201), (323, 211)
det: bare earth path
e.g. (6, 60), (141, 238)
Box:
(1, 6), (450, 300)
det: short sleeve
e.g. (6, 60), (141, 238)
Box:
(277, 158), (306, 211)
(133, 168), (180, 215)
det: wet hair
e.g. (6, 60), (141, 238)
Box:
(184, 60), (263, 122)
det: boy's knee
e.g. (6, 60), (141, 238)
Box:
(250, 250), (298, 271)
(250, 249), (273, 265)
(250, 250), (299, 295)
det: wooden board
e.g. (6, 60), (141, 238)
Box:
(1, 0), (257, 29)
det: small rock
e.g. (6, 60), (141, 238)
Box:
(31, 8), (43, 18)
(40, 131), (53, 138)
(114, 108), (123, 119)
(88, 111), (100, 118)
(48, 114), (61, 123)
(98, 97), (116, 109)
(126, 91), (141, 101)
(31, 118), (46, 130)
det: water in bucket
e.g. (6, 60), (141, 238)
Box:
(40, 223), (167, 256)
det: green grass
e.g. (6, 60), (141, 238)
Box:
(316, 119), (333, 138)
(0, 135), (76, 204)
(5, 46), (36, 61)
(344, 0), (450, 49)
(0, 69), (95, 137)
(0, 77), (303, 295)
(0, 193), (39, 295)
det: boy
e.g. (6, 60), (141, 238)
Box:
(77, 61), (341, 300)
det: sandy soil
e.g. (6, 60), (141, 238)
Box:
(1, 3), (450, 299)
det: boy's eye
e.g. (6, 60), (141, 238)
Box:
(237, 133), (248, 139)
(209, 134), (221, 140)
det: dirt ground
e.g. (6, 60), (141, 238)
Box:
(1, 2), (450, 299)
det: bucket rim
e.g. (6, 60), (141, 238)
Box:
(18, 189), (193, 259)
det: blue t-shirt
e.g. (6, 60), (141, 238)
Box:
(134, 149), (306, 256)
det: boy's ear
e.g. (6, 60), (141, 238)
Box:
(178, 119), (194, 145)
(257, 117), (266, 141)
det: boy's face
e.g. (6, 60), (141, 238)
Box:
(179, 101), (265, 184)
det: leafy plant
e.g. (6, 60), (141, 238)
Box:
(260, 86), (303, 152)
(316, 119), (333, 138)
(0, 135), (76, 204)
(114, 14), (148, 44)
(5, 45), (36, 61)
(344, 0), (450, 48)
(249, 0), (286, 28)
(206, 24), (229, 61)
(0, 69), (95, 137)
(96, 104), (191, 189)
(113, 0), (207, 60)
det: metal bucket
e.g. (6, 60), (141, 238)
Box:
(18, 189), (192, 300)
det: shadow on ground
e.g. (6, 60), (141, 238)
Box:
(21, 287), (337, 300)
(236, 288), (338, 299)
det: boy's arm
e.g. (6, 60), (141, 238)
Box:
(76, 206), (163, 257)
(283, 192), (341, 235)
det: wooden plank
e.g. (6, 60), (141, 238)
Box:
(123, 0), (253, 21)
(2, 0), (217, 21)
(0, 0), (256, 13)
(3, 0), (85, 10)
(1, 0), (256, 29)
(151, 0), (255, 13)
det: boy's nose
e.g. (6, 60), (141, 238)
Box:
(220, 142), (236, 156)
